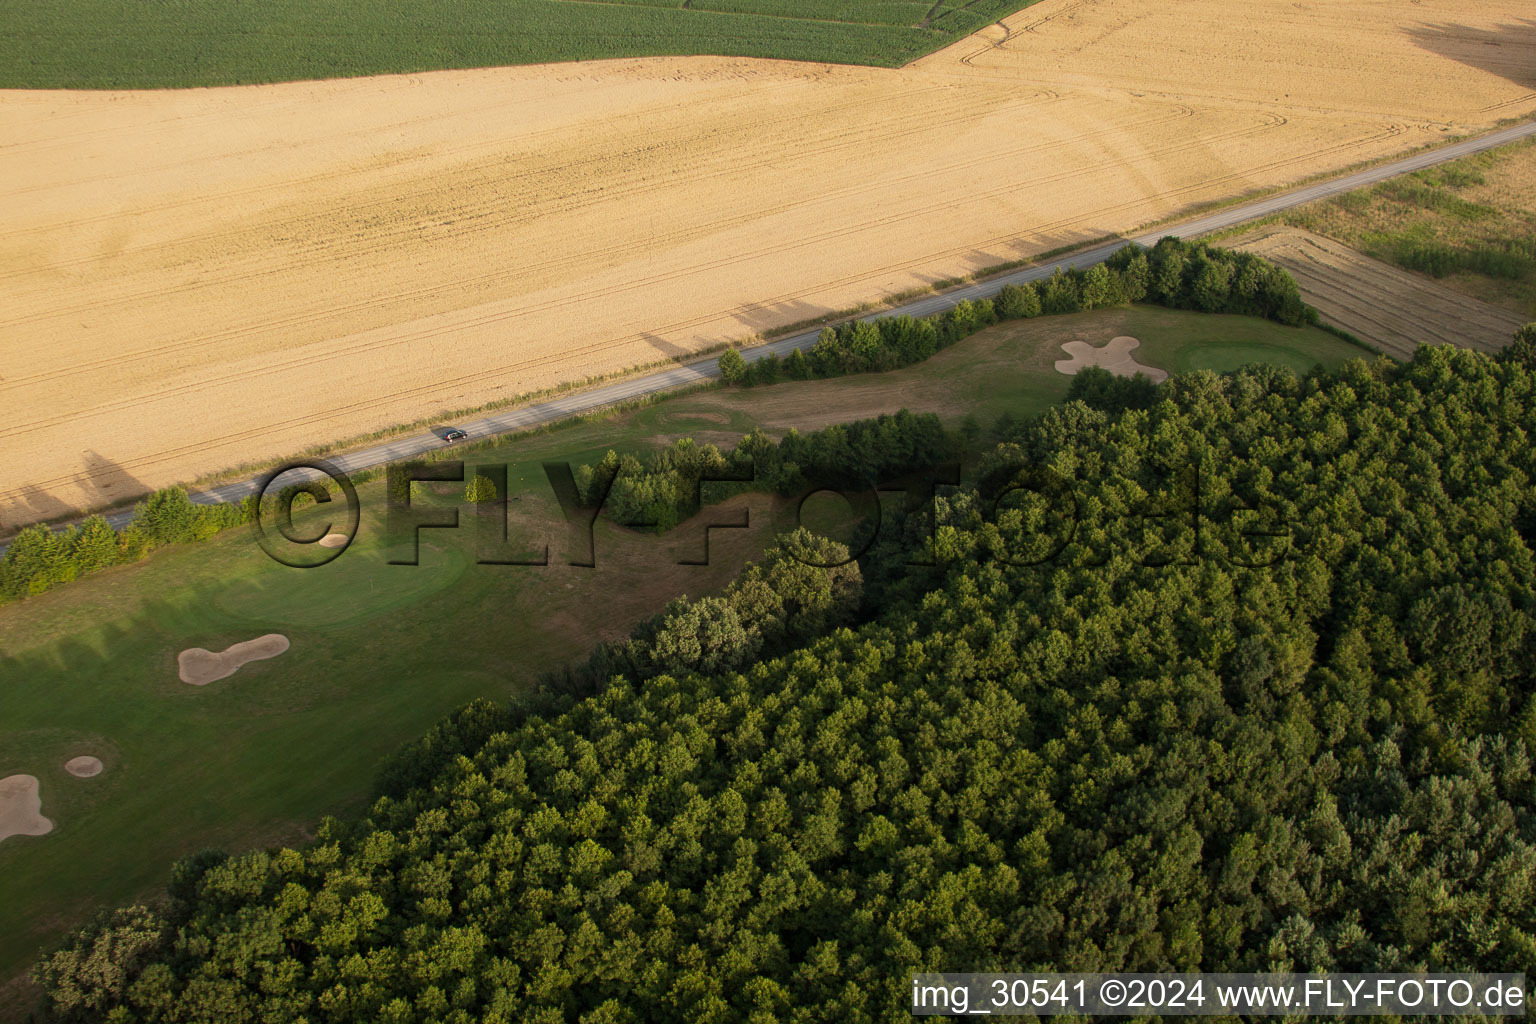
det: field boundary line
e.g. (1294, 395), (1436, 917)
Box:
(3, 116), (1533, 552)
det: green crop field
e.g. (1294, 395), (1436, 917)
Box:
(0, 0), (1040, 90)
(0, 306), (1364, 1005)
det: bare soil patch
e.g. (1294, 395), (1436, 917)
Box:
(1232, 228), (1526, 359)
(177, 634), (291, 686)
(2, 0), (1533, 524)
(0, 776), (51, 845)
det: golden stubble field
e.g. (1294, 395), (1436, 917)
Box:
(1233, 228), (1527, 360)
(2, 0), (1534, 525)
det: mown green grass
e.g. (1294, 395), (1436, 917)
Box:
(0, 0), (1038, 89)
(1122, 308), (1362, 377)
(0, 306), (1365, 1002)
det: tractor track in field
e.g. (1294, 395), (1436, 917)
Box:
(5, 115), (1533, 554)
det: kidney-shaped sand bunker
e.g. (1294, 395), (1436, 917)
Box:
(178, 634), (290, 686)
(1055, 336), (1168, 383)
(0, 775), (53, 845)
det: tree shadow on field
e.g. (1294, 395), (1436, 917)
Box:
(974, 230), (1112, 272)
(723, 229), (1128, 344)
(75, 451), (150, 513)
(732, 296), (840, 340)
(730, 271), (973, 343)
(3, 452), (157, 535)
(639, 331), (693, 364)
(1, 452), (151, 536)
(1403, 19), (1536, 90)
(2, 484), (74, 535)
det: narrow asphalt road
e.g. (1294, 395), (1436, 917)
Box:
(7, 118), (1534, 554)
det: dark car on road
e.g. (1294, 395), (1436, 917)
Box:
(443, 428), (468, 443)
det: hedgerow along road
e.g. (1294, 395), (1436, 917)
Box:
(5, 116), (1534, 556)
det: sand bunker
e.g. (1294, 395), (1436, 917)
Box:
(1055, 336), (1168, 383)
(2, 0), (1534, 522)
(317, 533), (350, 548)
(0, 775), (53, 844)
(64, 756), (104, 778)
(178, 634), (290, 686)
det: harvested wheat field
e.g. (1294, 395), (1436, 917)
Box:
(177, 634), (290, 686)
(2, 0), (1534, 525)
(1234, 228), (1527, 359)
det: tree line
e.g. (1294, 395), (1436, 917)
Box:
(30, 338), (1536, 1022)
(0, 489), (254, 605)
(572, 409), (951, 533)
(0, 451), (462, 607)
(0, 238), (1314, 607)
(718, 237), (1316, 387)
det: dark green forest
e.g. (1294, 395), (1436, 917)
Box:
(33, 338), (1536, 1022)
